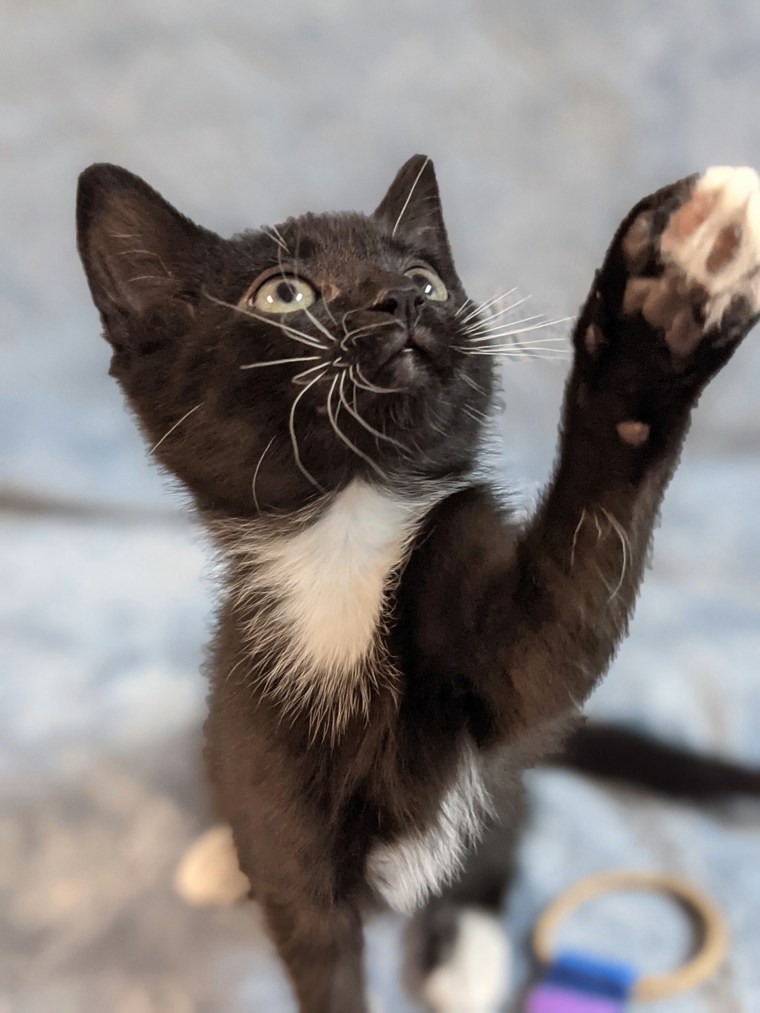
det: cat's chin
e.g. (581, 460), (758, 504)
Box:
(383, 346), (433, 388)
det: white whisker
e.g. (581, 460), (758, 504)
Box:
(462, 296), (533, 332)
(463, 310), (542, 336)
(460, 289), (519, 326)
(570, 509), (587, 570)
(599, 507), (631, 602)
(240, 356), (320, 371)
(262, 227), (288, 252)
(460, 372), (488, 397)
(340, 318), (396, 351)
(149, 403), (202, 455)
(466, 317), (574, 342)
(301, 303), (337, 345)
(454, 347), (569, 360)
(352, 364), (404, 394)
(326, 375), (387, 480)
(203, 292), (327, 350)
(292, 362), (331, 385)
(251, 435), (276, 512)
(288, 369), (328, 491)
(338, 372), (407, 451)
(392, 156), (430, 237)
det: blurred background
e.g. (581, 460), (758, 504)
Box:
(3, 1), (760, 1010)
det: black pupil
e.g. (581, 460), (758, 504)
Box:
(276, 281), (297, 303)
(413, 273), (434, 297)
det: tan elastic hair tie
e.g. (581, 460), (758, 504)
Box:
(532, 870), (729, 1002)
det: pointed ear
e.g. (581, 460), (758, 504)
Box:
(76, 163), (219, 338)
(373, 154), (449, 246)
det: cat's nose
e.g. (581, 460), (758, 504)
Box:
(370, 286), (425, 329)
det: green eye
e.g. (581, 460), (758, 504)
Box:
(250, 276), (317, 314)
(404, 266), (448, 302)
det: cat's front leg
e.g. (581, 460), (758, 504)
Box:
(412, 168), (760, 742)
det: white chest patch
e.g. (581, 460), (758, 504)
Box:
(366, 745), (494, 913)
(227, 481), (430, 732)
(262, 480), (420, 675)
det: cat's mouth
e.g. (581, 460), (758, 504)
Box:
(377, 329), (435, 383)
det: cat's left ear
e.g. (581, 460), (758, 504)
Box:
(76, 163), (221, 343)
(373, 155), (452, 254)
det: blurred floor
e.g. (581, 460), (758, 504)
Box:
(3, 1), (760, 1009)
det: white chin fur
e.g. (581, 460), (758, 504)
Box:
(421, 909), (511, 1013)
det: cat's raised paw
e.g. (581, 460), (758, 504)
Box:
(622, 166), (760, 359)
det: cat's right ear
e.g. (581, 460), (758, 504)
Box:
(76, 164), (220, 343)
(373, 155), (457, 275)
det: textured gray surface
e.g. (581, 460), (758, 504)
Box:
(4, 1), (760, 1010)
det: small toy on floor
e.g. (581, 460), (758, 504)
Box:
(526, 871), (728, 1011)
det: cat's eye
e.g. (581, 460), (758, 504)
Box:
(249, 276), (317, 314)
(404, 266), (448, 302)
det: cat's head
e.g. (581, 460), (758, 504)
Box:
(77, 155), (494, 514)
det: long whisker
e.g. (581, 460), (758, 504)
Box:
(272, 230), (339, 340)
(149, 403), (202, 455)
(460, 289), (519, 326)
(321, 295), (339, 331)
(392, 156), (430, 237)
(454, 297), (474, 318)
(326, 375), (387, 481)
(203, 292), (327, 350)
(251, 435), (276, 512)
(269, 242), (337, 346)
(456, 339), (570, 354)
(455, 348), (570, 360)
(263, 227), (288, 253)
(292, 362), (330, 385)
(461, 372), (488, 397)
(462, 405), (488, 423)
(466, 317), (574, 342)
(467, 335), (570, 350)
(352, 364), (405, 395)
(301, 304), (337, 345)
(463, 309), (541, 336)
(338, 372), (408, 451)
(289, 370), (328, 491)
(340, 318), (396, 351)
(240, 355), (320, 371)
(462, 296), (533, 332)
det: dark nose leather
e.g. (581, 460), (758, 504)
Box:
(370, 286), (425, 329)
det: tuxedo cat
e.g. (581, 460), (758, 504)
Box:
(77, 156), (760, 1012)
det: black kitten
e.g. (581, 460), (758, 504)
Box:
(77, 158), (760, 1012)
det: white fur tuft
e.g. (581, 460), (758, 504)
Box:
(367, 746), (494, 913)
(217, 481), (437, 738)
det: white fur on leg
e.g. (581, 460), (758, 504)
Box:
(173, 824), (250, 907)
(421, 909), (511, 1013)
